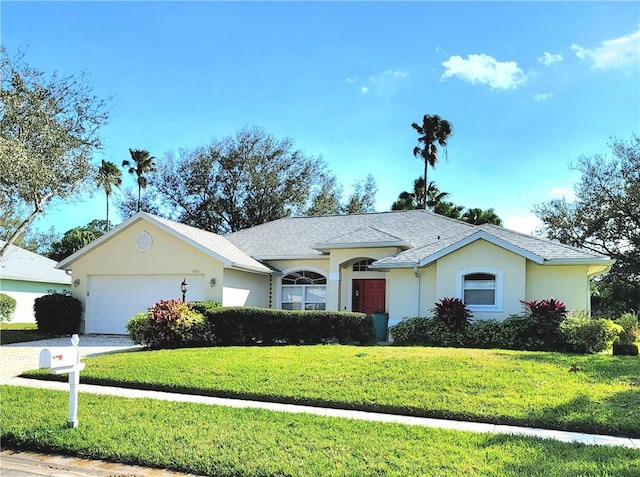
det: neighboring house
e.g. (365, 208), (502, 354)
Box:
(0, 241), (71, 323)
(57, 210), (613, 335)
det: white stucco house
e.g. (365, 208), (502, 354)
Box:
(0, 241), (71, 323)
(56, 210), (613, 335)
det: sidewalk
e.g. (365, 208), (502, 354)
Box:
(5, 376), (639, 449)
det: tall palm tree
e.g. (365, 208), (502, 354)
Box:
(122, 149), (156, 212)
(95, 160), (122, 231)
(412, 114), (453, 209)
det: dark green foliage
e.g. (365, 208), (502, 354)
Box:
(197, 307), (375, 346)
(389, 317), (465, 347)
(516, 298), (568, 351)
(432, 297), (472, 331)
(391, 298), (575, 352)
(464, 319), (504, 348)
(559, 313), (623, 354)
(615, 312), (640, 345)
(33, 292), (82, 334)
(0, 293), (16, 322)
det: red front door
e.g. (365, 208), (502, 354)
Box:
(352, 279), (386, 314)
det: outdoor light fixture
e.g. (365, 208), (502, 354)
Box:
(73, 279), (80, 287)
(181, 278), (188, 302)
(209, 278), (216, 287)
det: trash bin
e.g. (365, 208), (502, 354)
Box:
(372, 313), (389, 342)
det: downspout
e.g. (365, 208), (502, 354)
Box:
(413, 266), (421, 317)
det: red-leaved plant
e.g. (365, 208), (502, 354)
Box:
(432, 297), (473, 331)
(521, 298), (566, 320)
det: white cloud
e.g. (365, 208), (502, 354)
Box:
(571, 30), (640, 69)
(537, 52), (563, 66)
(533, 92), (553, 101)
(346, 77), (357, 83)
(367, 69), (409, 98)
(361, 86), (368, 94)
(549, 187), (576, 202)
(504, 214), (543, 235)
(441, 54), (526, 90)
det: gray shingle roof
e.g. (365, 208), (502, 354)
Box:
(150, 215), (271, 273)
(372, 223), (612, 268)
(1, 241), (71, 284)
(225, 209), (475, 258)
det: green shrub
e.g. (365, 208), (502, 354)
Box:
(126, 312), (157, 347)
(615, 312), (640, 345)
(195, 307), (374, 346)
(466, 319), (503, 349)
(560, 312), (623, 354)
(0, 293), (17, 323)
(33, 292), (82, 334)
(432, 297), (472, 331)
(389, 317), (466, 347)
(515, 298), (568, 351)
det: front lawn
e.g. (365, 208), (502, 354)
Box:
(2, 386), (639, 477)
(23, 345), (640, 437)
(0, 322), (55, 345)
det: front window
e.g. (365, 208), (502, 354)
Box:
(282, 271), (327, 310)
(463, 273), (496, 306)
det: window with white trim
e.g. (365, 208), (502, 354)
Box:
(456, 268), (503, 311)
(352, 259), (375, 272)
(281, 271), (327, 310)
(463, 273), (496, 306)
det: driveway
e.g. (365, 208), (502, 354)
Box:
(0, 335), (141, 383)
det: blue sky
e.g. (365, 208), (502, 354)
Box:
(3, 1), (639, 236)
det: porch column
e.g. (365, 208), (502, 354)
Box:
(326, 271), (341, 311)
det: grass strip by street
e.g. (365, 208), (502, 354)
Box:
(23, 345), (640, 437)
(0, 323), (56, 345)
(2, 386), (639, 477)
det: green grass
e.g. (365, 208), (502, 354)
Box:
(2, 386), (639, 477)
(23, 345), (640, 437)
(0, 322), (55, 345)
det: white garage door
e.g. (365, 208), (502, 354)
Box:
(87, 275), (205, 335)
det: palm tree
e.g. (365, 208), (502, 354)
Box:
(391, 177), (450, 211)
(122, 149), (156, 212)
(412, 114), (453, 209)
(461, 207), (503, 226)
(95, 160), (122, 231)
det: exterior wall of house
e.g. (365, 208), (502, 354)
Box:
(0, 279), (70, 323)
(386, 268), (418, 326)
(222, 268), (270, 307)
(67, 220), (227, 325)
(525, 263), (590, 313)
(434, 240), (527, 321)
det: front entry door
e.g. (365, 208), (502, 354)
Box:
(352, 279), (386, 314)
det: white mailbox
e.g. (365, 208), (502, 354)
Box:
(39, 347), (83, 374)
(38, 334), (85, 428)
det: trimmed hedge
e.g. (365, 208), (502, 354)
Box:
(0, 293), (17, 322)
(33, 292), (82, 334)
(127, 303), (375, 348)
(191, 305), (375, 346)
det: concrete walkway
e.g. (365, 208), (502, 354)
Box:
(2, 336), (639, 451)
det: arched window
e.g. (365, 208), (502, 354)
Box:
(456, 268), (503, 311)
(281, 271), (327, 310)
(352, 259), (375, 272)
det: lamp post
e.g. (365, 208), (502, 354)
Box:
(181, 278), (188, 302)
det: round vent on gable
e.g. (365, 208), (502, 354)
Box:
(135, 231), (153, 252)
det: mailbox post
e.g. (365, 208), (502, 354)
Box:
(39, 334), (86, 428)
